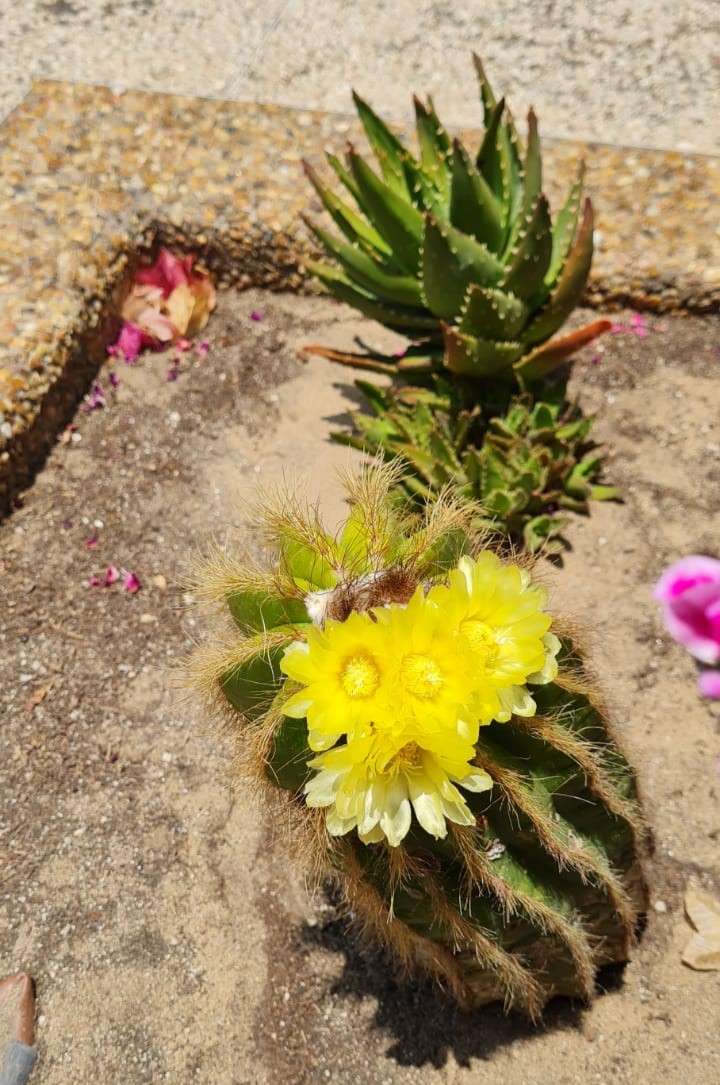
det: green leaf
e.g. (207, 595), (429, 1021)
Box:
(476, 97), (506, 198)
(304, 216), (424, 307)
(307, 261), (439, 332)
(502, 194), (553, 300)
(449, 139), (505, 251)
(522, 198), (594, 345)
(303, 160), (391, 257)
(546, 162), (585, 287)
(443, 326), (523, 378)
(352, 91), (418, 199)
(348, 149), (425, 273)
(265, 715), (312, 792)
(422, 215), (504, 320)
(458, 283), (528, 340)
(414, 95), (451, 196)
(227, 591), (309, 633)
(522, 108), (542, 214)
(523, 514), (566, 553)
(473, 55), (524, 217)
(220, 646), (286, 721)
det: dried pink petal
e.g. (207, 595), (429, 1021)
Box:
(250, 310), (264, 322)
(196, 339), (210, 359)
(108, 371), (120, 389)
(176, 338), (192, 352)
(122, 570), (142, 594)
(82, 382), (106, 412)
(88, 574), (102, 588)
(166, 362), (180, 382)
(104, 565), (120, 587)
(85, 534), (99, 549)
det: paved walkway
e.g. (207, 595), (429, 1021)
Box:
(2, 1), (718, 152)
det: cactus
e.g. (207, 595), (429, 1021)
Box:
(333, 378), (619, 555)
(188, 462), (646, 1016)
(303, 54), (609, 383)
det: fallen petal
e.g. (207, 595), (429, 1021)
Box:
(85, 534), (99, 549)
(104, 565), (120, 586)
(250, 309), (264, 322)
(699, 670), (720, 699)
(122, 570), (142, 594)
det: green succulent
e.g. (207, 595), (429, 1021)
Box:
(333, 379), (619, 554)
(303, 54), (608, 383)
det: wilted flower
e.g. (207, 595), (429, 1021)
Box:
(654, 555), (720, 698)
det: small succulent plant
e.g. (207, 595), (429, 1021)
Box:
(188, 462), (646, 1015)
(303, 54), (609, 383)
(332, 379), (619, 554)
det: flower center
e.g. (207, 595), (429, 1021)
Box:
(390, 741), (423, 771)
(462, 620), (499, 665)
(400, 653), (444, 699)
(340, 653), (381, 699)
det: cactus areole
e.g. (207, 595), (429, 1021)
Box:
(189, 463), (646, 1015)
(303, 54), (610, 384)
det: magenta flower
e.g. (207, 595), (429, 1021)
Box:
(655, 555), (720, 698)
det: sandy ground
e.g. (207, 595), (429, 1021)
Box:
(1, 289), (719, 1083)
(1, 2), (718, 153)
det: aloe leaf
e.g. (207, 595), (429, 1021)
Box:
(522, 108), (542, 214)
(303, 160), (391, 257)
(503, 194), (553, 300)
(458, 283), (528, 340)
(449, 139), (505, 251)
(352, 91), (417, 199)
(473, 55), (524, 217)
(348, 149), (424, 273)
(304, 217), (424, 307)
(443, 326), (523, 378)
(546, 163), (585, 288)
(514, 318), (611, 382)
(476, 97), (506, 198)
(414, 95), (451, 197)
(422, 215), (504, 320)
(522, 198), (594, 345)
(307, 261), (439, 332)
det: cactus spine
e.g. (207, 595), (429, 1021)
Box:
(188, 462), (646, 1014)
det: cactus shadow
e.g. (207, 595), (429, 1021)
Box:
(300, 908), (594, 1069)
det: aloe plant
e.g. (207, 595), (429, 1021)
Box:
(303, 54), (609, 383)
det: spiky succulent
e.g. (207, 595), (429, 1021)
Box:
(303, 54), (608, 382)
(333, 379), (619, 554)
(188, 462), (647, 1015)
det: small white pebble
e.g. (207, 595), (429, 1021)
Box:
(653, 899), (667, 914)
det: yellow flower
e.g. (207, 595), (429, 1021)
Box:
(281, 550), (560, 845)
(305, 729), (492, 846)
(428, 554), (560, 723)
(280, 611), (389, 751)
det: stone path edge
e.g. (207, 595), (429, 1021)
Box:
(0, 80), (718, 514)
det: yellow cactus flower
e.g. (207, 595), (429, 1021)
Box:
(428, 554), (561, 723)
(305, 729), (492, 846)
(281, 551), (559, 845)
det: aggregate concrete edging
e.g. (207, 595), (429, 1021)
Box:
(0, 79), (718, 514)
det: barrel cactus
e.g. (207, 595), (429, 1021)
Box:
(189, 462), (646, 1014)
(303, 54), (609, 383)
(334, 379), (619, 554)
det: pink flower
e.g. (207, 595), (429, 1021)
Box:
(122, 570), (142, 594)
(655, 556), (720, 699)
(698, 670), (720, 699)
(135, 248), (195, 298)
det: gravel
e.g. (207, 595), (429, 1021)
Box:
(1, 1), (718, 153)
